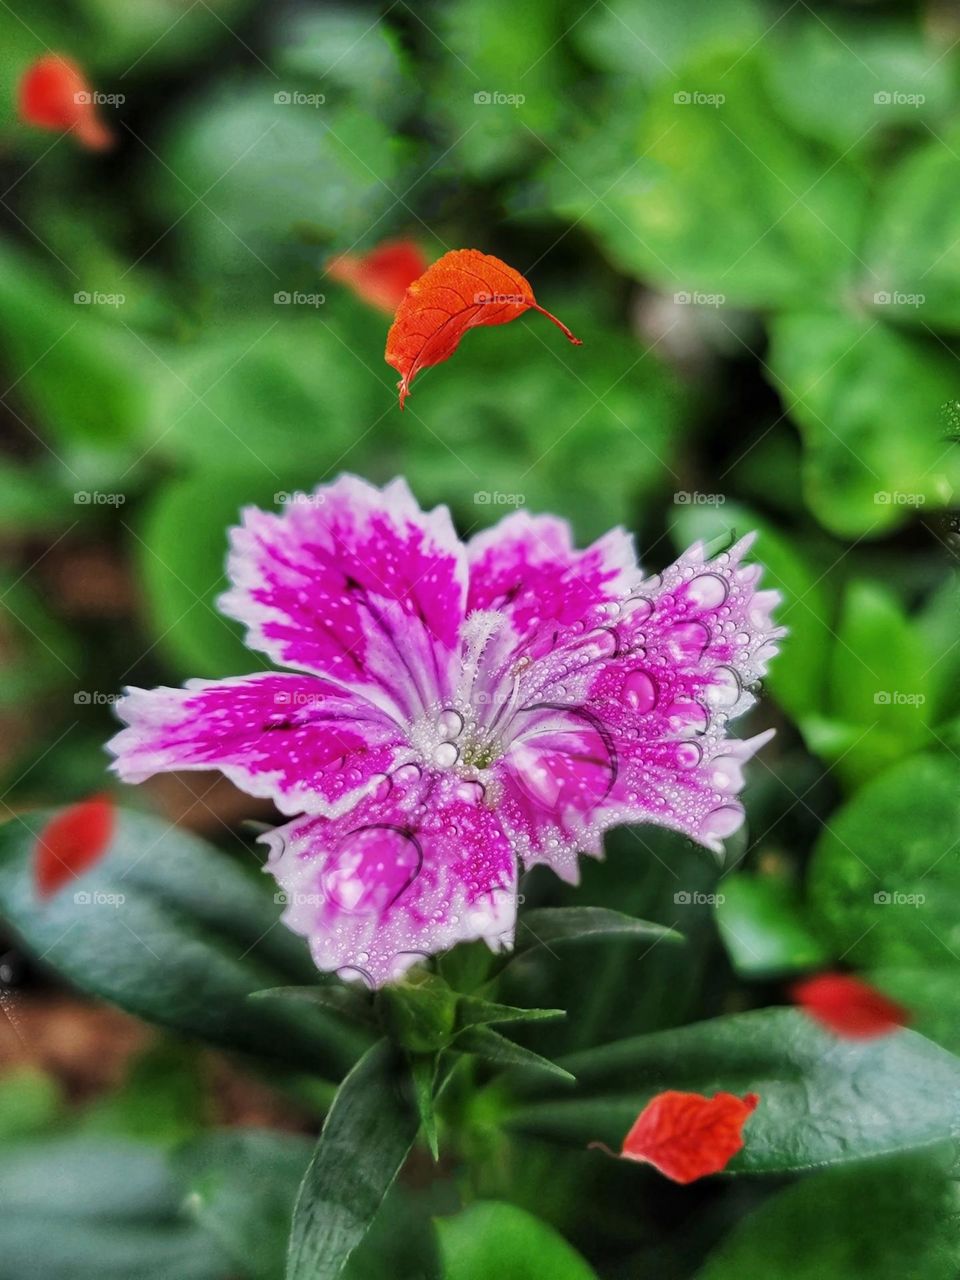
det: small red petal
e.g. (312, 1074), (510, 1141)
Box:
(35, 794), (116, 898)
(792, 972), (908, 1039)
(619, 1089), (760, 1184)
(18, 54), (114, 151)
(327, 239), (429, 314)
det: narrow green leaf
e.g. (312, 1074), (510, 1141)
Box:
(454, 997), (566, 1033)
(506, 1008), (960, 1173)
(286, 1040), (419, 1280)
(508, 907), (682, 963)
(456, 1026), (575, 1084)
(410, 1055), (439, 1162)
(251, 984), (377, 1028)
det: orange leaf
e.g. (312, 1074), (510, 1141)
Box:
(35, 794), (116, 898)
(792, 972), (908, 1039)
(619, 1089), (759, 1184)
(327, 239), (429, 314)
(384, 248), (581, 408)
(18, 54), (113, 151)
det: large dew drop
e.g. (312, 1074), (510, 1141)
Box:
(622, 669), (658, 714)
(321, 825), (422, 915)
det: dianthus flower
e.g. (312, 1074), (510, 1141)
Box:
(109, 477), (782, 985)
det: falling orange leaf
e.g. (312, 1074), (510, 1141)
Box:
(18, 54), (113, 151)
(616, 1090), (759, 1184)
(327, 239), (429, 314)
(35, 794), (116, 898)
(792, 973), (908, 1039)
(384, 248), (581, 408)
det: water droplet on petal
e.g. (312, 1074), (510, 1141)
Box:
(700, 805), (743, 842)
(433, 741), (459, 768)
(705, 665), (741, 709)
(665, 621), (711, 663)
(674, 741), (703, 769)
(710, 756), (744, 792)
(666, 700), (710, 737)
(322, 825), (422, 915)
(391, 763), (423, 787)
(437, 708), (464, 740)
(686, 573), (728, 610)
(623, 669), (658, 714)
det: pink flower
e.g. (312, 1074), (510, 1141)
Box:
(108, 477), (782, 986)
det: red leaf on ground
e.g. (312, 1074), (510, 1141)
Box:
(384, 248), (582, 408)
(619, 1090), (760, 1184)
(792, 972), (908, 1039)
(35, 794), (116, 898)
(18, 54), (113, 151)
(327, 239), (429, 314)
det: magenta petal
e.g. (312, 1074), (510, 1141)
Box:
(467, 512), (639, 653)
(263, 771), (517, 985)
(218, 476), (468, 718)
(107, 673), (408, 816)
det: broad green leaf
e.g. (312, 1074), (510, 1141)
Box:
(456, 1026), (575, 1084)
(506, 1008), (960, 1172)
(696, 1156), (960, 1280)
(0, 242), (161, 457)
(808, 754), (960, 971)
(808, 754), (960, 1050)
(436, 1201), (599, 1280)
(714, 873), (830, 979)
(916, 571), (960, 725)
(137, 468), (295, 679)
(866, 126), (960, 331)
(764, 16), (955, 153)
(575, 0), (763, 84)
(275, 6), (413, 121)
(156, 88), (416, 284)
(814, 579), (932, 787)
(0, 1137), (229, 1280)
(175, 1129), (314, 1280)
(542, 53), (866, 308)
(767, 313), (960, 536)
(0, 808), (364, 1074)
(286, 1039), (420, 1280)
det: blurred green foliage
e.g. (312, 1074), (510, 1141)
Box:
(0, 1), (958, 1278)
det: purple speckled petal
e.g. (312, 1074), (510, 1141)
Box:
(491, 535), (784, 875)
(467, 512), (639, 655)
(218, 476), (468, 720)
(262, 769), (516, 986)
(107, 673), (408, 817)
